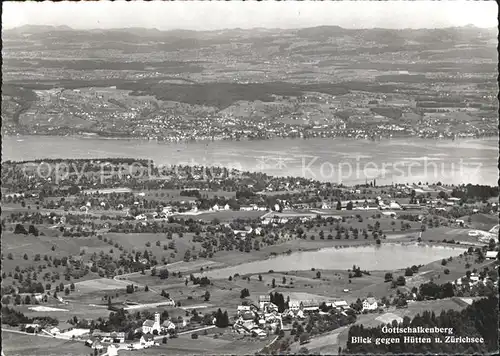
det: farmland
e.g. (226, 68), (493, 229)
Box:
(1, 330), (90, 355)
(133, 332), (271, 355)
(1, 158), (498, 356)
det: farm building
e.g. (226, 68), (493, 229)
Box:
(486, 251), (498, 260)
(362, 297), (378, 311)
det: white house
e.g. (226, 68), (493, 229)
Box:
(107, 345), (118, 356)
(223, 204), (230, 211)
(142, 312), (161, 334)
(161, 320), (176, 332)
(258, 295), (271, 311)
(140, 333), (155, 347)
(469, 274), (480, 283)
(362, 297), (378, 311)
(237, 305), (252, 315)
(333, 300), (349, 309)
(49, 327), (61, 335)
(24, 323), (41, 332)
(301, 301), (319, 312)
(289, 300), (301, 311)
(389, 202), (401, 210)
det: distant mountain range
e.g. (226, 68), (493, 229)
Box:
(4, 24), (497, 44)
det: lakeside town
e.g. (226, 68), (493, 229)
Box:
(2, 25), (497, 141)
(1, 158), (498, 355)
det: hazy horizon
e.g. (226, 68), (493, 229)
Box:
(3, 1), (498, 31)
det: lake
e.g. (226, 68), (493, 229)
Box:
(200, 243), (467, 279)
(2, 135), (497, 185)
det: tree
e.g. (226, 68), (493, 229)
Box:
(272, 278), (276, 288)
(204, 291), (210, 301)
(64, 287), (70, 295)
(159, 269), (169, 280)
(258, 274), (262, 282)
(70, 283), (75, 291)
(396, 276), (406, 286)
(14, 224), (28, 235)
(145, 285), (149, 292)
(384, 272), (393, 282)
(316, 271), (321, 279)
(405, 268), (413, 277)
(28, 225), (39, 236)
(346, 201), (353, 210)
(336, 201), (342, 210)
(299, 332), (310, 345)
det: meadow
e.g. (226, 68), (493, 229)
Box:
(1, 330), (90, 356)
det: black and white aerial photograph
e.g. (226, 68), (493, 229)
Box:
(1, 1), (499, 355)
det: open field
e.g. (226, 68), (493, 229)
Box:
(411, 252), (496, 286)
(19, 300), (110, 320)
(104, 232), (197, 262)
(289, 326), (348, 355)
(395, 297), (467, 319)
(73, 278), (129, 292)
(1, 230), (117, 259)
(132, 332), (271, 356)
(462, 213), (498, 231)
(1, 330), (90, 356)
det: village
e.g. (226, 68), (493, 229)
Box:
(1, 159), (498, 355)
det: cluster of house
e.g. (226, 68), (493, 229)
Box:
(318, 195), (466, 211)
(452, 261), (499, 290)
(229, 226), (263, 238)
(34, 313), (179, 353)
(233, 296), (283, 338)
(240, 204), (268, 212)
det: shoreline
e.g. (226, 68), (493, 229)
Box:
(4, 133), (497, 144)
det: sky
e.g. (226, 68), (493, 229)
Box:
(2, 1), (498, 31)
